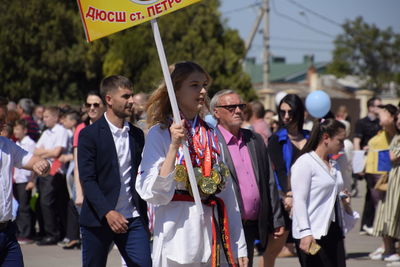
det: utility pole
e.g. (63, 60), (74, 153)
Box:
(262, 0), (270, 90)
(243, 8), (264, 61)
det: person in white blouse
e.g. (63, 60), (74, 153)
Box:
(135, 61), (248, 267)
(291, 118), (356, 267)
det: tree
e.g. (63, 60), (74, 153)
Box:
(327, 16), (400, 92)
(0, 0), (108, 103)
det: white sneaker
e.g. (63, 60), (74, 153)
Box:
(385, 254), (400, 262)
(362, 225), (374, 235)
(370, 253), (383, 260)
(369, 247), (385, 258)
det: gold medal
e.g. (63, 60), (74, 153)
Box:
(193, 167), (203, 183)
(219, 163), (230, 178)
(174, 164), (188, 183)
(210, 169), (221, 185)
(199, 177), (217, 195)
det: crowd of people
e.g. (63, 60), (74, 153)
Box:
(0, 61), (399, 267)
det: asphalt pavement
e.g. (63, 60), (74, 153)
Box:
(21, 179), (388, 267)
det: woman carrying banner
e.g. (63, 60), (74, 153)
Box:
(291, 119), (350, 267)
(135, 61), (248, 267)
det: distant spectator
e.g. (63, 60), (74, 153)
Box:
(370, 110), (400, 261)
(7, 101), (17, 111)
(266, 94), (310, 263)
(354, 97), (382, 235)
(335, 105), (351, 123)
(6, 110), (20, 125)
(336, 120), (354, 191)
(1, 123), (13, 139)
(34, 106), (69, 245)
(73, 91), (105, 208)
(241, 102), (253, 129)
(33, 105), (45, 131)
(59, 110), (81, 250)
(363, 104), (396, 237)
(0, 97), (8, 122)
(264, 109), (275, 132)
(249, 100), (271, 145)
(13, 119), (37, 244)
(131, 92), (148, 133)
(17, 99), (40, 141)
(271, 118), (279, 133)
(303, 110), (313, 131)
(354, 97), (382, 150)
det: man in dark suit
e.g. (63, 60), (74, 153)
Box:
(211, 90), (285, 266)
(78, 75), (151, 267)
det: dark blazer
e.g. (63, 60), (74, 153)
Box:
(217, 127), (284, 250)
(77, 115), (148, 229)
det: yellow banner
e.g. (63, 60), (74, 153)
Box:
(77, 0), (201, 42)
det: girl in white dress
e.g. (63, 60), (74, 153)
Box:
(135, 61), (248, 267)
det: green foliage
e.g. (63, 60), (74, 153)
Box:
(0, 0), (254, 103)
(327, 17), (400, 92)
(0, 0), (106, 103)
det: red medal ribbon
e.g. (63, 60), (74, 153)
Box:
(180, 117), (214, 177)
(172, 193), (238, 267)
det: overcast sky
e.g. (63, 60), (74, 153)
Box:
(219, 0), (400, 64)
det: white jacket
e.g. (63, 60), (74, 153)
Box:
(135, 124), (247, 266)
(291, 152), (344, 239)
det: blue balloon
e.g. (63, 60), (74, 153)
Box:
(305, 90), (331, 118)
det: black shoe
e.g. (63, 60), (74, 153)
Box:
(36, 237), (57, 246)
(63, 240), (81, 250)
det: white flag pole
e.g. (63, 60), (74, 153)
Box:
(151, 19), (204, 215)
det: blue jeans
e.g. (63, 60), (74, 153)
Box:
(81, 217), (151, 267)
(0, 222), (24, 267)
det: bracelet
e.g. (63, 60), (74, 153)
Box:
(286, 195), (293, 198)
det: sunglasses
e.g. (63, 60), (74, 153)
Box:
(279, 109), (294, 117)
(216, 104), (246, 113)
(85, 103), (100, 108)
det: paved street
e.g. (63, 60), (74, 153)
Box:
(21, 179), (388, 266)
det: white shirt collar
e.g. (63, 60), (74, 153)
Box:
(104, 112), (130, 135)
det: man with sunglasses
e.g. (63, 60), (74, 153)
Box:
(210, 90), (285, 266)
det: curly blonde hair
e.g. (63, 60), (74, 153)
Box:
(146, 61), (212, 128)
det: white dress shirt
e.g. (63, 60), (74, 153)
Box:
(104, 113), (138, 219)
(0, 137), (32, 222)
(135, 124), (247, 266)
(14, 136), (36, 184)
(291, 151), (344, 239)
(36, 123), (68, 174)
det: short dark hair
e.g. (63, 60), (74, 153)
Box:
(64, 110), (81, 123)
(378, 104), (398, 117)
(249, 101), (265, 119)
(100, 75), (133, 101)
(367, 97), (381, 108)
(44, 106), (60, 117)
(14, 119), (28, 129)
(278, 94), (305, 132)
